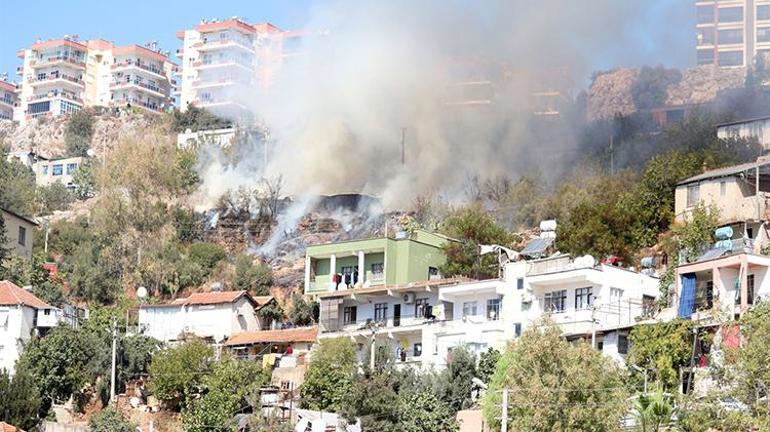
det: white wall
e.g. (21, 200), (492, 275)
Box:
(0, 305), (37, 374)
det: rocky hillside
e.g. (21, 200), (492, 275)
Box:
(0, 111), (162, 158)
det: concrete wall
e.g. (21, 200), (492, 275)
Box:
(718, 117), (770, 149)
(0, 305), (36, 375)
(34, 157), (84, 189)
(674, 175), (767, 224)
(1, 210), (35, 259)
(139, 298), (260, 343)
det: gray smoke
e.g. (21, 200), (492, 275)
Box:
(198, 0), (692, 210)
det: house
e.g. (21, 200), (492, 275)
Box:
(225, 326), (318, 391)
(33, 156), (84, 189)
(505, 255), (660, 363)
(0, 281), (61, 374)
(1, 208), (37, 259)
(674, 157), (770, 252)
(304, 229), (453, 295)
(5, 150), (46, 169)
(138, 291), (273, 343)
(717, 115), (770, 150)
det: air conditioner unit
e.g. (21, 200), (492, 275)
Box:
(402, 292), (416, 304)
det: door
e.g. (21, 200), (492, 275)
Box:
(393, 304), (401, 327)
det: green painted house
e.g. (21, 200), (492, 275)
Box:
(304, 229), (452, 294)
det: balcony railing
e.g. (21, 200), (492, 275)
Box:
(111, 60), (166, 77)
(110, 98), (163, 112)
(28, 90), (82, 103)
(0, 96), (15, 106)
(110, 79), (166, 96)
(193, 38), (255, 52)
(193, 58), (254, 69)
(30, 56), (86, 68)
(29, 73), (83, 86)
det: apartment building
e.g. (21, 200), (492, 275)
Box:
(175, 18), (302, 118)
(696, 0), (770, 67)
(1, 208), (37, 259)
(674, 157), (770, 252)
(14, 36), (175, 122)
(0, 80), (18, 120)
(138, 290), (273, 343)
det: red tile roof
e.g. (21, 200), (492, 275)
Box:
(0, 281), (52, 309)
(225, 326), (318, 346)
(142, 290), (267, 308)
(0, 421), (25, 432)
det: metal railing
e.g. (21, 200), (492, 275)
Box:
(112, 60), (166, 76)
(28, 73), (83, 85)
(30, 56), (85, 68)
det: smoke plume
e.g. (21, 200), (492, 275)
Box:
(198, 0), (692, 209)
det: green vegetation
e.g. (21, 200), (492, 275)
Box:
(631, 65), (682, 110)
(64, 110), (95, 157)
(233, 254), (274, 295)
(301, 337), (358, 412)
(148, 338), (214, 411)
(170, 106), (232, 132)
(87, 407), (136, 432)
(627, 319), (694, 391)
(36, 182), (75, 215)
(482, 320), (628, 431)
(0, 156), (36, 216)
(287, 293), (318, 326)
(0, 364), (41, 431)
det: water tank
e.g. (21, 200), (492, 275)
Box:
(715, 226), (733, 240)
(715, 239), (733, 250)
(640, 256), (656, 268)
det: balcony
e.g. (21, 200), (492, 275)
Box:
(29, 56), (85, 69)
(192, 59), (255, 72)
(0, 96), (16, 108)
(111, 60), (167, 79)
(28, 89), (82, 103)
(193, 38), (255, 53)
(16, 66), (23, 75)
(28, 73), (84, 88)
(110, 79), (167, 98)
(110, 98), (164, 113)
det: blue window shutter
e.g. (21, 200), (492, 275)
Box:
(678, 273), (697, 319)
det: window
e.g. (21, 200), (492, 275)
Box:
(374, 303), (388, 322)
(428, 266), (440, 280)
(371, 263), (384, 280)
(697, 49), (715, 65)
(609, 287), (624, 303)
(642, 295), (657, 316)
(52, 164), (63, 176)
(758, 27), (770, 43)
(747, 227), (754, 239)
(44, 309), (51, 316)
(697, 5), (715, 24)
(718, 50), (744, 67)
(748, 274), (755, 305)
(18, 227), (26, 246)
(514, 323), (522, 337)
(697, 28), (714, 46)
(618, 334), (629, 355)
(413, 343), (422, 357)
(544, 290), (567, 313)
(720, 180), (726, 196)
(486, 298), (501, 321)
(42, 165), (48, 175)
(462, 301), (477, 317)
(718, 28), (743, 45)
(719, 6), (743, 23)
(415, 298), (429, 318)
(66, 163), (78, 174)
(687, 184), (700, 207)
(343, 306), (357, 325)
(575, 287), (593, 310)
(516, 278), (524, 290)
(759, 5), (770, 20)
(28, 101), (51, 115)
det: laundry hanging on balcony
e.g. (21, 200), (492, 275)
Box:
(678, 273), (697, 319)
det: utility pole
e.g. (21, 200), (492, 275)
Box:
(369, 326), (377, 371)
(501, 388), (509, 432)
(591, 305), (597, 349)
(400, 127), (406, 165)
(110, 318), (118, 404)
(609, 135), (615, 175)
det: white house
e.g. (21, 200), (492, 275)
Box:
(138, 290), (273, 343)
(0, 280), (60, 374)
(717, 115), (770, 151)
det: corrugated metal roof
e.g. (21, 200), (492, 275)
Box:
(520, 237), (555, 257)
(678, 161), (770, 186)
(697, 248), (728, 262)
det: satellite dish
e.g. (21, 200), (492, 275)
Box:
(136, 286), (148, 299)
(86, 148), (96, 157)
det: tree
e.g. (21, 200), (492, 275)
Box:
(119, 334), (161, 391)
(87, 407), (136, 432)
(233, 254), (273, 295)
(148, 338), (213, 411)
(182, 355), (267, 432)
(627, 319), (694, 391)
(399, 390), (459, 432)
(439, 204), (517, 278)
(0, 213), (11, 269)
(482, 321), (628, 432)
(478, 347), (501, 383)
(631, 388), (676, 432)
(257, 300), (284, 328)
(437, 346), (477, 412)
(631, 66), (682, 110)
(731, 301), (770, 416)
(672, 203), (718, 264)
(343, 370), (401, 432)
(0, 364), (42, 431)
(187, 242), (226, 276)
(72, 159), (97, 200)
(288, 294), (318, 326)
(301, 338), (357, 412)
(36, 182), (75, 215)
(0, 157), (36, 216)
(64, 110), (94, 157)
(170, 106), (232, 132)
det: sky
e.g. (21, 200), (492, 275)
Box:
(0, 0), (695, 87)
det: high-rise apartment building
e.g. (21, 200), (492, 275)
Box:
(175, 18), (303, 119)
(14, 36), (176, 123)
(696, 0), (770, 68)
(0, 80), (18, 120)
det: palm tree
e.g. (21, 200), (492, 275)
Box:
(632, 388), (676, 432)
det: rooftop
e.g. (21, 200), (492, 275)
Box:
(716, 115), (770, 128)
(316, 276), (471, 298)
(0, 281), (52, 309)
(141, 290), (268, 308)
(1, 207), (39, 226)
(224, 326), (318, 346)
(677, 160), (770, 186)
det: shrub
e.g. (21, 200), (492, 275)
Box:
(64, 110), (94, 157)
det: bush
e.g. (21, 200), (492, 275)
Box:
(148, 338), (213, 411)
(188, 242), (226, 275)
(88, 407), (136, 432)
(36, 182), (75, 215)
(170, 106), (232, 133)
(301, 338), (357, 412)
(288, 294), (318, 326)
(65, 110), (94, 157)
(233, 254), (273, 295)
